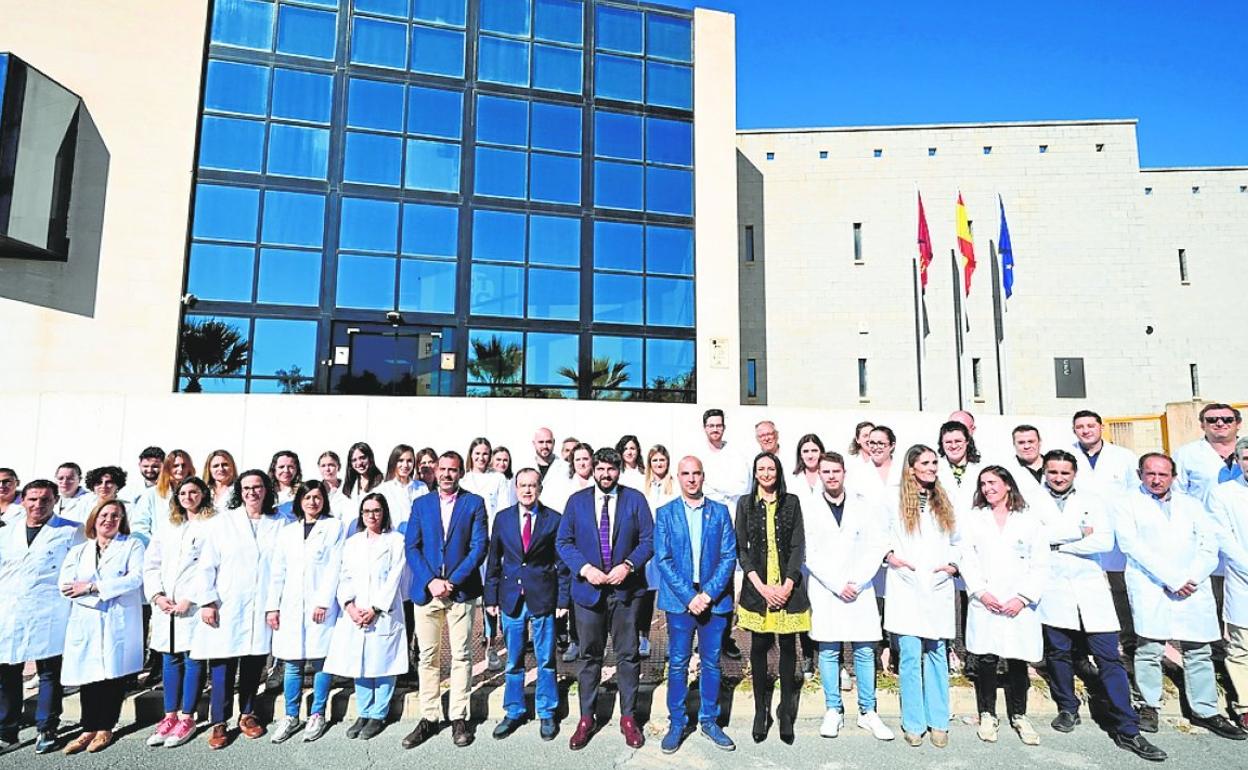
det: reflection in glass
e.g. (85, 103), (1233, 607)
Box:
(476, 95), (529, 147)
(527, 268), (579, 320)
(199, 116), (265, 172)
(595, 110), (643, 160)
(272, 69), (333, 123)
(595, 54), (643, 102)
(470, 263), (524, 317)
(526, 332), (578, 386)
(646, 225), (694, 275)
(596, 5), (643, 53)
(531, 101), (581, 153)
(402, 203), (459, 257)
(645, 166), (693, 216)
(467, 329), (523, 386)
(351, 16), (408, 69)
(532, 45), (582, 93)
(646, 276), (694, 327)
(481, 0), (531, 36)
(591, 335), (643, 390)
(262, 190), (326, 248)
(413, 0), (467, 27)
(193, 184), (259, 242)
(399, 259), (456, 313)
(257, 248), (321, 306)
(472, 209), (526, 262)
(410, 24), (466, 77)
(408, 85), (464, 139)
(535, 0), (583, 45)
(347, 78), (404, 131)
(210, 0), (275, 50)
(276, 5), (337, 60)
(187, 244), (254, 302)
(204, 60), (269, 116)
(594, 160), (643, 211)
(336, 254), (396, 309)
(530, 152), (580, 204)
(592, 272), (643, 324)
(404, 138), (461, 192)
(344, 132), (403, 185)
(479, 36), (530, 87)
(179, 315), (251, 393)
(267, 124), (330, 179)
(252, 318), (318, 376)
(593, 220), (642, 271)
(528, 214), (580, 267)
(340, 197), (399, 252)
(354, 0), (409, 18)
(646, 14), (692, 62)
(646, 117), (693, 166)
(475, 147), (528, 199)
(646, 337), (695, 390)
(646, 61), (692, 110)
(179, 377), (247, 394)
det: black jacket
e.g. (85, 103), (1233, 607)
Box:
(734, 492), (809, 615)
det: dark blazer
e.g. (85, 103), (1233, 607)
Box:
(556, 485), (654, 608)
(735, 492), (809, 615)
(654, 497), (737, 615)
(405, 489), (488, 605)
(484, 501), (570, 617)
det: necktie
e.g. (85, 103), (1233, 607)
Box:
(598, 494), (611, 568)
(521, 510), (533, 552)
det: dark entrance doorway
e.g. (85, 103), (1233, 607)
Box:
(328, 321), (445, 396)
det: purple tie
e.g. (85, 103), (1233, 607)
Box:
(521, 510), (533, 552)
(598, 494), (611, 568)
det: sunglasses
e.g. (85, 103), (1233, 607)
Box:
(1204, 416), (1238, 425)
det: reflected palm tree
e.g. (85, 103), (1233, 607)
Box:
(275, 365), (313, 394)
(468, 335), (523, 385)
(179, 319), (249, 393)
(560, 356), (630, 390)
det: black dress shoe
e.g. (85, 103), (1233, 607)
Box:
(540, 718), (558, 741)
(346, 717), (369, 739)
(1138, 705), (1159, 733)
(1114, 732), (1168, 761)
(402, 719), (438, 749)
(451, 719), (474, 747)
(778, 713), (795, 745)
(751, 713), (772, 744)
(359, 719), (384, 740)
(1051, 711), (1081, 733)
(493, 717), (522, 740)
(1190, 714), (1248, 740)
(723, 637), (742, 660)
(34, 730), (57, 754)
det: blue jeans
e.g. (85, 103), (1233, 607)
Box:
(1045, 625), (1138, 735)
(161, 652), (206, 714)
(0, 657), (62, 734)
(500, 604), (558, 720)
(355, 676), (396, 720)
(1137, 638), (1218, 718)
(207, 655), (265, 724)
(666, 611), (728, 730)
(818, 641), (876, 713)
(897, 635), (949, 735)
(283, 658), (332, 718)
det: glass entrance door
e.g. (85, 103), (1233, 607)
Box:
(329, 322), (444, 396)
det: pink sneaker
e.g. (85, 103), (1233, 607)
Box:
(147, 715), (178, 747)
(163, 716), (197, 748)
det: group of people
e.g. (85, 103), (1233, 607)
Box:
(2, 402), (1248, 763)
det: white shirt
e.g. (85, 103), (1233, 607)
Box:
(592, 487), (619, 542)
(699, 441), (751, 510)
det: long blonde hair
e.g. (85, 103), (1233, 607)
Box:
(644, 445), (675, 497)
(898, 444), (955, 535)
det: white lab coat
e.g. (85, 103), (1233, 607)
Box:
(1115, 488), (1221, 643)
(882, 497), (960, 640)
(544, 474), (594, 514)
(143, 517), (210, 653)
(190, 507), (293, 660)
(699, 442), (753, 510)
(0, 516), (83, 664)
(620, 467), (646, 492)
(267, 516), (347, 661)
(1035, 488), (1118, 633)
(1, 501), (24, 525)
(460, 470), (514, 525)
(55, 488), (92, 523)
(59, 536), (146, 686)
(958, 506), (1049, 661)
(1206, 477), (1248, 628)
(937, 459), (985, 512)
(1072, 441), (1138, 497)
(323, 530), (409, 679)
(118, 481), (153, 508)
(805, 492), (887, 642)
(323, 482), (353, 518)
(850, 459), (903, 510)
(130, 486), (171, 545)
(1175, 438), (1236, 503)
(376, 478), (428, 533)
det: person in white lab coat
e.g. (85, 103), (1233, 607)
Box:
(0, 480), (82, 754)
(118, 446), (164, 508)
(203, 449), (239, 512)
(0, 467), (22, 524)
(131, 450), (196, 545)
(545, 443), (594, 663)
(490, 446), (514, 482)
(845, 421), (876, 476)
(1117, 453), (1246, 740)
(1071, 410), (1138, 495)
(1036, 451), (1166, 761)
(268, 450), (303, 513)
(415, 447), (440, 501)
(805, 452), (894, 741)
(376, 444), (428, 534)
(638, 445), (678, 659)
(82, 466), (127, 514)
(192, 470), (295, 750)
(266, 480), (346, 744)
(460, 437), (515, 672)
(143, 477), (215, 749)
(959, 467), (1049, 746)
(1207, 438), (1248, 730)
(698, 409), (752, 511)
(324, 493), (408, 741)
(1175, 403), (1243, 501)
(343, 442), (385, 509)
(617, 435), (647, 492)
(58, 499), (146, 754)
(316, 451), (352, 518)
(883, 445), (959, 748)
(53, 462), (91, 523)
(935, 421), (983, 673)
(854, 426), (904, 508)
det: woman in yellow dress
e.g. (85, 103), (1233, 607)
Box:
(736, 451), (810, 745)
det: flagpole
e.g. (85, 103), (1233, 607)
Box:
(950, 248), (964, 410)
(989, 239), (1006, 415)
(912, 257), (925, 411)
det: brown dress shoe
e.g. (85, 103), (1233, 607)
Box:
(451, 719), (474, 747)
(238, 714), (265, 739)
(86, 731), (113, 753)
(569, 716), (595, 751)
(620, 716), (644, 749)
(63, 731), (96, 755)
(208, 723), (230, 750)
(401, 719), (438, 750)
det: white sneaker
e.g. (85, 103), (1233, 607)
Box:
(857, 711), (895, 741)
(977, 712), (999, 743)
(270, 716), (301, 744)
(1011, 715), (1040, 746)
(819, 709), (843, 738)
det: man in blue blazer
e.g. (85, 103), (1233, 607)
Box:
(654, 456), (738, 753)
(402, 451), (488, 751)
(485, 467), (570, 742)
(556, 447), (654, 750)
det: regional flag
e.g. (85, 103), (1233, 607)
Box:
(917, 192), (933, 337)
(998, 195), (1014, 299)
(956, 192), (976, 295)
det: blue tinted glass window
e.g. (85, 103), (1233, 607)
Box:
(594, 161), (643, 210)
(257, 248), (321, 306)
(646, 277), (694, 326)
(529, 153), (580, 204)
(467, 329), (523, 384)
(344, 132), (403, 185)
(402, 203), (459, 257)
(267, 124), (330, 179)
(272, 69), (332, 123)
(351, 16), (408, 68)
(407, 85), (464, 139)
(592, 335), (642, 388)
(187, 244), (255, 302)
(529, 214), (579, 267)
(199, 116), (265, 172)
(476, 95), (529, 147)
(646, 14), (691, 62)
(413, 0), (466, 26)
(528, 268), (578, 320)
(336, 254), (397, 309)
(276, 5), (337, 60)
(479, 36), (530, 86)
(647, 338), (694, 388)
(193, 184), (259, 241)
(404, 139), (461, 192)
(646, 61), (692, 109)
(472, 209), (525, 262)
(593, 221), (642, 271)
(252, 318), (318, 376)
(481, 0), (531, 36)
(531, 102), (581, 153)
(179, 375), (248, 394)
(595, 54), (642, 102)
(410, 24), (465, 77)
(525, 332), (577, 385)
(646, 225), (694, 275)
(646, 117), (692, 166)
(646, 166), (693, 215)
(531, 44), (582, 94)
(0, 55), (9, 112)
(204, 60), (270, 116)
(594, 111), (642, 160)
(262, 190), (326, 247)
(347, 78), (404, 131)
(399, 259), (456, 313)
(596, 6), (642, 53)
(535, 0), (583, 45)
(211, 0), (275, 50)
(475, 147), (527, 199)
(340, 197), (399, 252)
(592, 272), (642, 324)
(354, 0), (408, 18)
(470, 263), (524, 317)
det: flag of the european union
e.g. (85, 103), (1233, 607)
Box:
(998, 196), (1014, 299)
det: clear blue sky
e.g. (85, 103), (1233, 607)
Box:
(662, 0), (1247, 168)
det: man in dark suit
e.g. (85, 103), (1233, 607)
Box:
(556, 447), (654, 750)
(485, 467), (570, 741)
(402, 451), (487, 750)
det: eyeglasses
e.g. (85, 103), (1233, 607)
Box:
(1205, 416), (1238, 425)
(0, 478), (15, 485)
(866, 440), (891, 448)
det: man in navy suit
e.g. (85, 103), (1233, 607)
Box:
(556, 447), (654, 750)
(485, 468), (570, 741)
(402, 451), (487, 750)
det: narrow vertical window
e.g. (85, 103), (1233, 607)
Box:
(744, 224), (755, 262)
(857, 358), (868, 399)
(972, 357), (983, 399)
(852, 222), (863, 263)
(1178, 248), (1189, 283)
(1190, 363), (1201, 398)
(746, 359), (758, 398)
(818, 150), (828, 159)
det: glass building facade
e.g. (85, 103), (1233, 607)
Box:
(178, 0), (696, 401)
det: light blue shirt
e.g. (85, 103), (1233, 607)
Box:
(682, 497), (705, 584)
